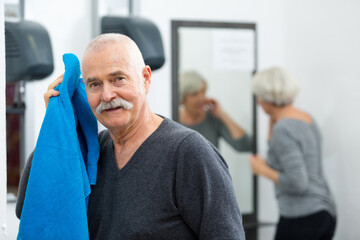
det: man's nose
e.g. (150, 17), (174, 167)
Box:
(101, 83), (117, 102)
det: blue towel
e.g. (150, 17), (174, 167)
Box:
(17, 53), (99, 240)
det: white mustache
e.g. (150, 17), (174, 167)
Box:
(96, 98), (133, 114)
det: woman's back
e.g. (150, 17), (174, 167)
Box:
(267, 118), (336, 218)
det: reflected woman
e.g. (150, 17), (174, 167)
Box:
(179, 70), (252, 152)
(249, 67), (336, 240)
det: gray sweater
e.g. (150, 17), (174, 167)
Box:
(183, 112), (253, 152)
(267, 118), (336, 218)
(17, 117), (246, 239)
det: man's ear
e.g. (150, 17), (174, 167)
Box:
(142, 65), (152, 94)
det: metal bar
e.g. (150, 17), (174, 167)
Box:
(19, 0), (25, 20)
(91, 0), (99, 37)
(128, 0), (133, 15)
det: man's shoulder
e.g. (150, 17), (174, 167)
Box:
(162, 118), (217, 152)
(155, 117), (199, 143)
(162, 117), (193, 134)
(151, 117), (218, 152)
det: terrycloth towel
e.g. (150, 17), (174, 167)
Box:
(17, 53), (99, 240)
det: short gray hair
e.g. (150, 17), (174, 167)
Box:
(252, 67), (300, 106)
(83, 33), (145, 73)
(179, 71), (207, 103)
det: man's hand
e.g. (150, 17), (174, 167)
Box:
(44, 74), (64, 108)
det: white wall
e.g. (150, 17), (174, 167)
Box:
(5, 0), (360, 239)
(1, 1), (8, 239)
(282, 1), (360, 239)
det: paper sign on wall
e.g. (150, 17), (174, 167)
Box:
(212, 29), (254, 71)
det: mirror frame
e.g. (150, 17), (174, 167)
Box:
(171, 20), (258, 226)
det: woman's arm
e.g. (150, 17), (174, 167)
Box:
(249, 154), (279, 184)
(251, 127), (309, 194)
(207, 98), (246, 139)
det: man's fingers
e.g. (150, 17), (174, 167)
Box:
(44, 74), (64, 108)
(44, 89), (60, 108)
(47, 74), (64, 90)
(44, 89), (60, 101)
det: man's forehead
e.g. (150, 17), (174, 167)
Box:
(83, 47), (130, 65)
(82, 57), (133, 82)
(82, 50), (129, 71)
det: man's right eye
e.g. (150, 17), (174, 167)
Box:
(90, 82), (100, 88)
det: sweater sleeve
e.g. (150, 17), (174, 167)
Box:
(217, 117), (253, 152)
(16, 151), (34, 219)
(271, 127), (309, 194)
(175, 132), (245, 240)
(220, 125), (253, 152)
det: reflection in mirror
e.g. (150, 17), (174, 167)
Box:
(178, 70), (252, 152)
(171, 21), (257, 222)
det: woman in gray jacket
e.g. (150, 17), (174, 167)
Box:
(249, 67), (336, 240)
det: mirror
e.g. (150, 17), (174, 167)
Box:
(171, 20), (257, 224)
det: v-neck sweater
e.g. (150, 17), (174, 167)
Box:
(87, 117), (245, 239)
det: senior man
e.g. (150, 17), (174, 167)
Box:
(17, 33), (246, 239)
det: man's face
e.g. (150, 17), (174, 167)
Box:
(82, 43), (149, 130)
